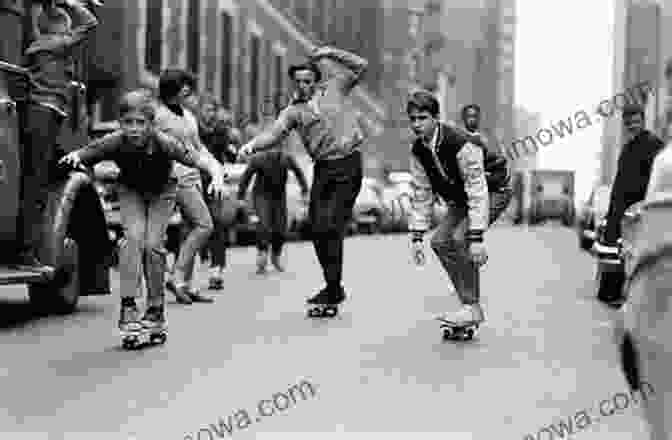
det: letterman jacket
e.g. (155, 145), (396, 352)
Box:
(409, 123), (489, 242)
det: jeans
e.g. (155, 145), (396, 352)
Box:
(17, 103), (64, 255)
(430, 188), (512, 305)
(309, 151), (363, 289)
(118, 185), (176, 307)
(254, 192), (287, 255)
(173, 175), (214, 285)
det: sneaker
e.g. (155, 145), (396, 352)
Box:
(12, 253), (55, 277)
(141, 305), (167, 331)
(439, 304), (485, 326)
(271, 252), (285, 272)
(188, 289), (214, 303)
(307, 288), (329, 304)
(166, 280), (193, 304)
(119, 298), (143, 332)
(256, 250), (268, 274)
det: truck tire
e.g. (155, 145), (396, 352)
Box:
(28, 237), (79, 314)
(27, 171), (109, 314)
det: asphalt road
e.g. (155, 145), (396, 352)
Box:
(0, 225), (650, 439)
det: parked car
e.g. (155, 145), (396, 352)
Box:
(351, 177), (385, 234)
(577, 183), (611, 250)
(381, 171), (413, 232)
(528, 169), (575, 226)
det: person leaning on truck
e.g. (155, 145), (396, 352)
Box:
(596, 103), (664, 305)
(15, 0), (100, 274)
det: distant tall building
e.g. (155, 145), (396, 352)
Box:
(375, 0), (516, 172)
(601, 0), (664, 185)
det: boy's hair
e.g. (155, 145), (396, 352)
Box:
(37, 7), (72, 34)
(461, 104), (481, 119)
(622, 102), (645, 120)
(406, 90), (440, 118)
(118, 90), (156, 121)
(158, 68), (197, 102)
(288, 62), (322, 83)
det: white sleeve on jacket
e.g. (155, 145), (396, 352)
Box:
(409, 153), (435, 232)
(457, 142), (489, 233)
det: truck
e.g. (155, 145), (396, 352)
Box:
(527, 169), (576, 226)
(0, 0), (111, 314)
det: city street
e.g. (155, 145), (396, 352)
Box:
(0, 226), (650, 439)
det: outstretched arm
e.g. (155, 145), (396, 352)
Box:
(62, 0), (99, 47)
(311, 46), (368, 95)
(63, 131), (125, 167)
(239, 107), (298, 156)
(158, 130), (227, 184)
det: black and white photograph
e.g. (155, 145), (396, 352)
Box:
(0, 0), (669, 438)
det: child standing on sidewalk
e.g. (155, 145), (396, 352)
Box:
(406, 91), (512, 328)
(59, 91), (227, 338)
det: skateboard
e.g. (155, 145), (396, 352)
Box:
(121, 327), (167, 350)
(436, 317), (479, 341)
(306, 303), (339, 318)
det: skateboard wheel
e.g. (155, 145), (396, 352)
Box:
(324, 306), (338, 317)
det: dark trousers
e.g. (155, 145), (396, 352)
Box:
(309, 151), (363, 290)
(254, 192), (287, 255)
(17, 104), (64, 255)
(205, 195), (238, 268)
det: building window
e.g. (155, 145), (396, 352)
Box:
(220, 11), (232, 106)
(312, 0), (325, 40)
(249, 33), (261, 123)
(294, 0), (309, 26)
(187, 0), (200, 75)
(264, 41), (273, 114)
(145, 0), (163, 74)
(274, 53), (284, 112)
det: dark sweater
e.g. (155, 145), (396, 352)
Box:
(76, 129), (202, 196)
(604, 130), (664, 244)
(237, 151), (309, 200)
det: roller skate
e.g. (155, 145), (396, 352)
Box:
(119, 298), (145, 350)
(140, 305), (168, 346)
(306, 287), (344, 318)
(436, 304), (484, 341)
(256, 250), (268, 274)
(208, 275), (224, 290)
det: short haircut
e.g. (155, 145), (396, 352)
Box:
(158, 68), (197, 102)
(461, 104), (481, 119)
(38, 7), (71, 34)
(622, 102), (645, 119)
(406, 90), (440, 118)
(118, 89), (156, 121)
(288, 62), (322, 83)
